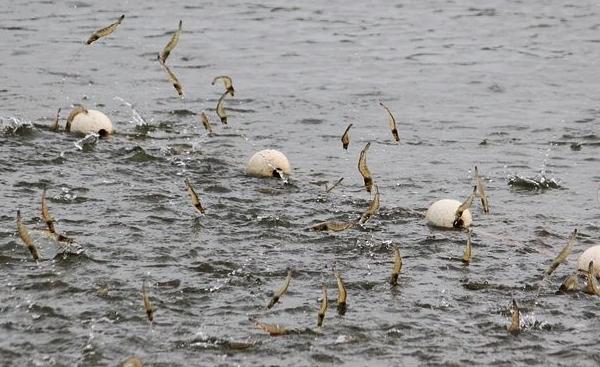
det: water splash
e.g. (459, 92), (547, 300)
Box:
(0, 115), (33, 135)
(114, 96), (148, 126)
(74, 133), (99, 151)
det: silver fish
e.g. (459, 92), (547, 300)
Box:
(358, 142), (373, 193)
(545, 229), (577, 277)
(453, 186), (476, 228)
(16, 210), (40, 261)
(463, 229), (472, 264)
(212, 75), (235, 97)
(341, 123), (352, 150)
(380, 102), (399, 142)
(507, 299), (520, 334)
(160, 20), (182, 64)
(390, 246), (402, 286)
(474, 166), (490, 213)
(216, 91), (228, 124)
(86, 14), (125, 45)
(158, 54), (184, 97)
(335, 271), (347, 315)
(317, 283), (328, 327)
(184, 179), (205, 214)
(267, 270), (292, 309)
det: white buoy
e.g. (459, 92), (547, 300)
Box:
(577, 245), (600, 274)
(246, 149), (291, 178)
(70, 109), (114, 136)
(425, 199), (472, 229)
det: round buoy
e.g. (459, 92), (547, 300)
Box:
(69, 109), (114, 136)
(246, 149), (291, 178)
(425, 199), (472, 229)
(577, 245), (600, 275)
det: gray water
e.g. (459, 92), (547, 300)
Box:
(1, 0), (600, 366)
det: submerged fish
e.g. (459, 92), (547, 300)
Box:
(158, 54), (184, 97)
(267, 270), (292, 309)
(474, 166), (490, 213)
(142, 281), (155, 323)
(198, 112), (213, 135)
(463, 229), (473, 264)
(216, 91), (228, 124)
(585, 261), (600, 296)
(86, 14), (125, 45)
(358, 142), (373, 193)
(51, 108), (61, 131)
(545, 229), (577, 277)
(310, 219), (358, 232)
(335, 271), (347, 316)
(184, 179), (205, 214)
(255, 320), (288, 336)
(360, 184), (380, 224)
(507, 299), (520, 334)
(160, 20), (182, 64)
(212, 75), (235, 97)
(341, 123), (352, 150)
(453, 186), (476, 228)
(558, 273), (578, 293)
(16, 210), (40, 261)
(317, 284), (328, 327)
(66, 105), (88, 132)
(325, 177), (344, 193)
(380, 102), (399, 142)
(390, 246), (402, 286)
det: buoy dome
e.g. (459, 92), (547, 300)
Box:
(577, 245), (600, 274)
(246, 149), (291, 178)
(70, 109), (114, 135)
(425, 199), (472, 229)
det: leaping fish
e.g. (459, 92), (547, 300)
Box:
(120, 357), (143, 367)
(585, 261), (600, 296)
(474, 166), (490, 213)
(198, 112), (213, 135)
(341, 123), (352, 150)
(360, 184), (380, 224)
(558, 273), (578, 293)
(335, 271), (347, 316)
(184, 179), (205, 214)
(325, 177), (344, 193)
(142, 281), (155, 323)
(41, 189), (55, 234)
(453, 186), (476, 228)
(390, 246), (402, 286)
(507, 299), (520, 334)
(380, 102), (399, 142)
(358, 142), (373, 193)
(86, 14), (125, 45)
(51, 108), (61, 132)
(66, 105), (88, 132)
(16, 210), (40, 261)
(160, 20), (182, 64)
(216, 91), (228, 124)
(212, 75), (235, 97)
(462, 229), (473, 264)
(317, 284), (328, 327)
(545, 229), (577, 277)
(158, 54), (184, 97)
(267, 270), (292, 309)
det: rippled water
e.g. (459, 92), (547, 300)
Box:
(1, 1), (600, 366)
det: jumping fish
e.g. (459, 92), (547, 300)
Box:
(558, 273), (578, 293)
(358, 142), (373, 193)
(51, 108), (61, 132)
(198, 112), (213, 135)
(462, 229), (472, 264)
(86, 14), (125, 45)
(120, 357), (143, 367)
(310, 219), (358, 232)
(341, 123), (352, 150)
(335, 271), (347, 315)
(585, 261), (600, 296)
(16, 210), (40, 261)
(267, 270), (292, 309)
(474, 166), (490, 213)
(158, 54), (184, 97)
(545, 229), (577, 277)
(142, 281), (155, 323)
(184, 179), (205, 214)
(216, 91), (228, 124)
(317, 284), (328, 327)
(41, 189), (55, 234)
(212, 75), (235, 97)
(360, 184), (380, 224)
(390, 246), (402, 286)
(380, 102), (399, 142)
(325, 177), (344, 193)
(453, 186), (476, 228)
(160, 20), (182, 64)
(255, 320), (288, 336)
(507, 299), (520, 334)
(66, 105), (88, 132)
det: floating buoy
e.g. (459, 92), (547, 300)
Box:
(69, 109), (114, 136)
(577, 245), (600, 275)
(246, 149), (291, 178)
(425, 199), (472, 229)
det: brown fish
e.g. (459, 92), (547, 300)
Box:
(255, 320), (288, 336)
(360, 184), (380, 224)
(317, 284), (328, 327)
(474, 166), (490, 214)
(462, 229), (473, 264)
(558, 273), (578, 293)
(160, 20), (182, 64)
(41, 189), (55, 234)
(585, 261), (600, 296)
(198, 112), (213, 135)
(390, 246), (402, 286)
(507, 299), (520, 334)
(545, 229), (577, 277)
(212, 75), (235, 97)
(341, 123), (352, 150)
(120, 357), (143, 367)
(158, 55), (184, 97)
(16, 210), (40, 261)
(310, 219), (358, 232)
(335, 271), (347, 315)
(453, 186), (476, 228)
(86, 14), (125, 45)
(267, 270), (292, 309)
(380, 102), (399, 142)
(142, 281), (155, 323)
(216, 91), (228, 124)
(184, 179), (205, 214)
(51, 108), (61, 131)
(66, 105), (88, 132)
(358, 142), (373, 193)
(325, 177), (344, 193)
